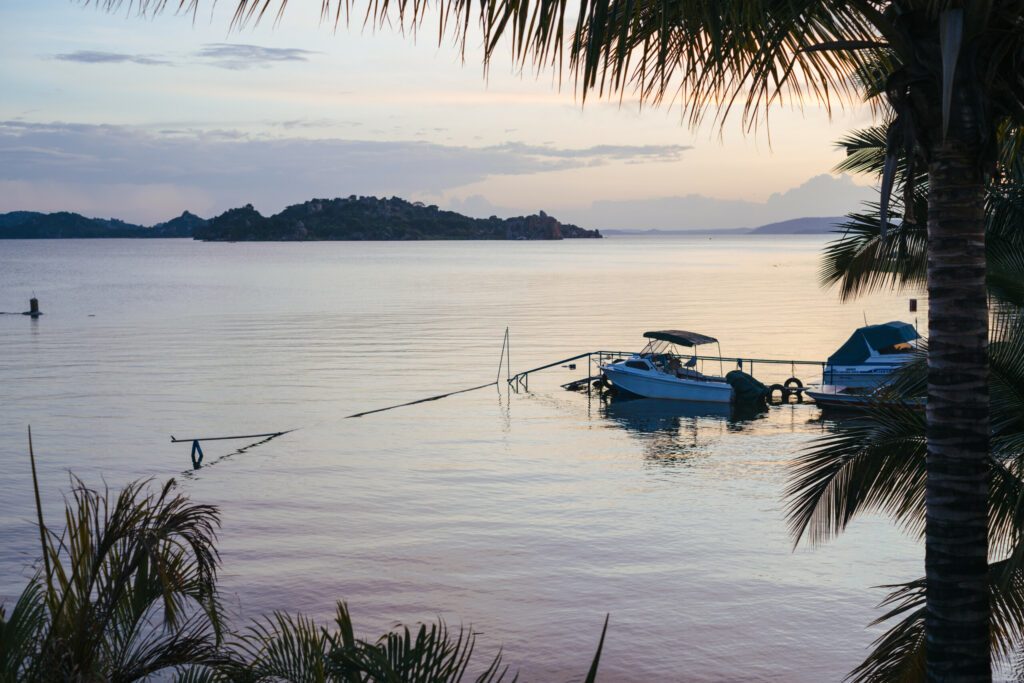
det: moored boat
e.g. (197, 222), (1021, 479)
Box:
(822, 321), (920, 388)
(600, 330), (734, 403)
(804, 385), (924, 410)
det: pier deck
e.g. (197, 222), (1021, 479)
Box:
(508, 350), (826, 395)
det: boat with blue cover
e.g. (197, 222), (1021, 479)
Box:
(821, 321), (920, 388)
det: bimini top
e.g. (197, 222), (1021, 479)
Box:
(643, 330), (719, 347)
(828, 321), (920, 365)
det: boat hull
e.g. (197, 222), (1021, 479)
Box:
(822, 362), (910, 389)
(602, 364), (733, 403)
(806, 386), (924, 410)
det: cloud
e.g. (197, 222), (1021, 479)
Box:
(0, 120), (869, 229)
(0, 120), (687, 224)
(54, 50), (171, 66)
(490, 142), (691, 162)
(51, 43), (317, 70)
(557, 174), (876, 230)
(195, 43), (319, 70)
(444, 194), (518, 219)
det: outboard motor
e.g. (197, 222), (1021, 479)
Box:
(726, 370), (768, 404)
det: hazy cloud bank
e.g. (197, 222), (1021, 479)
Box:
(0, 121), (693, 223)
(562, 174), (874, 230)
(449, 174), (875, 231)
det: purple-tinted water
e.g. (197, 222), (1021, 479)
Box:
(0, 236), (930, 681)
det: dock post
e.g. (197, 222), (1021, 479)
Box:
(190, 440), (204, 469)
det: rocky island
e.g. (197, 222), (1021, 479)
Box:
(0, 196), (602, 241)
(196, 197), (601, 241)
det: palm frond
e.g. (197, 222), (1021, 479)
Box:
(785, 402), (926, 548)
(231, 601), (520, 682)
(818, 202), (929, 301)
(0, 581), (47, 683)
(991, 312), (1024, 460)
(852, 553), (1024, 683)
(834, 124), (891, 177)
(328, 601), (515, 683)
(847, 580), (926, 683)
(87, 0), (891, 131)
(232, 610), (339, 682)
(22, 474), (223, 682)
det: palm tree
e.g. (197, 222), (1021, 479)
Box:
(90, 1), (1024, 678)
(788, 116), (1024, 679)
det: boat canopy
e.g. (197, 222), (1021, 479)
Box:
(828, 321), (920, 365)
(643, 330), (719, 347)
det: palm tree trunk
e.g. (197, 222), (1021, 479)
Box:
(925, 142), (990, 681)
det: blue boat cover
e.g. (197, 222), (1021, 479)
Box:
(828, 321), (920, 365)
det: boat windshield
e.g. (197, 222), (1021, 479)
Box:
(878, 342), (915, 355)
(639, 336), (725, 379)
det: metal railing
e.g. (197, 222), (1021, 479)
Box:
(508, 350), (827, 392)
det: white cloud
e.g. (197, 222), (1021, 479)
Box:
(194, 44), (320, 70)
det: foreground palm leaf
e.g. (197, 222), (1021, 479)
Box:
(0, 472), (224, 682)
(787, 309), (1024, 680)
(3, 446), (607, 682)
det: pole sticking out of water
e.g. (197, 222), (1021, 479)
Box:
(497, 327), (511, 384)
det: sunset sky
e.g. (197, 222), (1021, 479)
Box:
(1, 0), (880, 228)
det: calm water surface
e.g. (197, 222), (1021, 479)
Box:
(0, 236), (928, 681)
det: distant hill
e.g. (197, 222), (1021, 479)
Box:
(603, 216), (847, 235)
(0, 210), (199, 239)
(196, 196), (601, 241)
(150, 211), (209, 236)
(747, 216), (846, 234)
(0, 198), (601, 241)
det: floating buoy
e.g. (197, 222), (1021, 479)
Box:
(23, 298), (41, 318)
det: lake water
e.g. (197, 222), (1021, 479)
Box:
(0, 236), (927, 681)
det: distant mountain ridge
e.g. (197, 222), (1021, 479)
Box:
(747, 216), (846, 234)
(0, 211), (200, 239)
(0, 197), (601, 241)
(602, 215), (847, 235)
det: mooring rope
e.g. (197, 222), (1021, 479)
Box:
(345, 381), (498, 418)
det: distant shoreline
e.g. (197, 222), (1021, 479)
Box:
(0, 196), (601, 242)
(0, 202), (847, 240)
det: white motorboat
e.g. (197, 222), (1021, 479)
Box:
(821, 321), (920, 388)
(600, 330), (734, 404)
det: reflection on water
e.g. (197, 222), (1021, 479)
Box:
(599, 396), (769, 467)
(0, 236), (927, 682)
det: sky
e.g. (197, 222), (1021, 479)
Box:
(0, 0), (881, 229)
